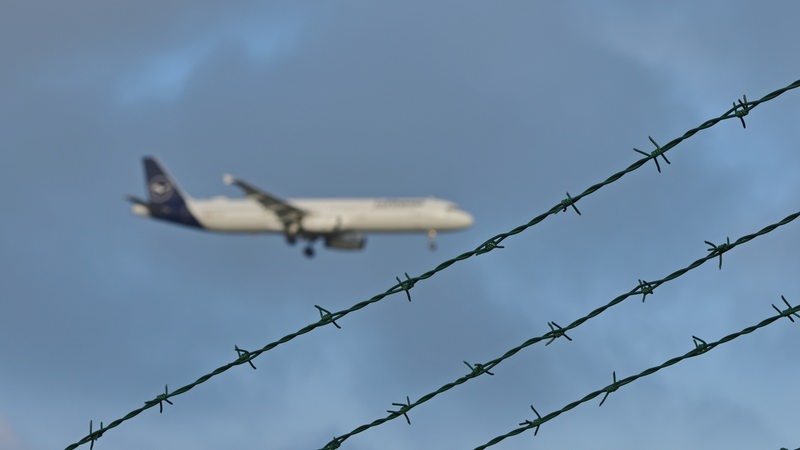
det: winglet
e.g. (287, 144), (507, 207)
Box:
(223, 173), (235, 185)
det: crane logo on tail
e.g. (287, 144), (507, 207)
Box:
(148, 174), (173, 202)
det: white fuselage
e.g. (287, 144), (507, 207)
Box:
(133, 196), (474, 234)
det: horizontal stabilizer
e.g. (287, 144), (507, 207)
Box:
(126, 194), (148, 206)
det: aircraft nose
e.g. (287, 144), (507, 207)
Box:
(457, 210), (474, 228)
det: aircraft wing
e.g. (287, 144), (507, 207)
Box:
(223, 174), (305, 222)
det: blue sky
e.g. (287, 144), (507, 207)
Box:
(2, 1), (799, 449)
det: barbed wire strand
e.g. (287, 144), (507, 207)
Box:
(475, 300), (800, 449)
(321, 208), (800, 449)
(65, 79), (800, 450)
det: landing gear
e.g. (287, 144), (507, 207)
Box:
(284, 222), (301, 246)
(302, 236), (318, 258)
(427, 229), (438, 251)
(286, 225), (315, 257)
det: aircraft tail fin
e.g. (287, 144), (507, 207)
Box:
(138, 156), (202, 228)
(144, 157), (191, 204)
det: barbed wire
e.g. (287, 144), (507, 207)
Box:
(64, 78), (800, 450)
(475, 298), (800, 449)
(320, 208), (800, 448)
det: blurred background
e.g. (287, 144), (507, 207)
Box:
(1, 1), (799, 449)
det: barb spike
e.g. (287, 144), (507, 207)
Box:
(704, 237), (731, 270)
(464, 361), (495, 376)
(477, 237), (505, 255)
(323, 437), (342, 449)
(150, 384), (173, 413)
(637, 279), (656, 302)
(559, 192), (581, 215)
(314, 305), (342, 329)
(387, 395), (413, 425)
(395, 273), (415, 302)
(518, 404), (544, 436)
(692, 335), (709, 354)
(545, 321), (572, 346)
(633, 136), (671, 173)
(234, 345), (257, 369)
(733, 94), (749, 128)
(88, 420), (104, 450)
(599, 371), (618, 407)
(771, 295), (800, 323)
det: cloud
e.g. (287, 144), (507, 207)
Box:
(115, 8), (307, 105)
(584, 1), (800, 102)
(3, 1), (800, 449)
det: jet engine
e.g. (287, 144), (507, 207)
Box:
(325, 232), (366, 250)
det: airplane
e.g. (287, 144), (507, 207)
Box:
(127, 157), (474, 257)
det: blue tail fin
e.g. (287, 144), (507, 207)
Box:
(142, 157), (202, 228)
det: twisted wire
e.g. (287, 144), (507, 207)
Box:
(476, 301), (800, 449)
(322, 209), (800, 448)
(65, 79), (800, 450)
